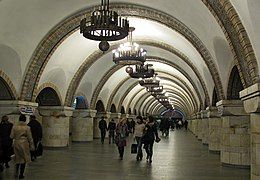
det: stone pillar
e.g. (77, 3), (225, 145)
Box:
(72, 109), (97, 142)
(192, 113), (199, 137)
(38, 106), (73, 148)
(121, 113), (129, 119)
(94, 112), (111, 139)
(0, 100), (38, 124)
(217, 100), (250, 168)
(187, 114), (195, 135)
(207, 106), (221, 153)
(240, 83), (260, 179)
(110, 113), (121, 124)
(197, 112), (203, 140)
(201, 110), (209, 145)
(128, 114), (136, 121)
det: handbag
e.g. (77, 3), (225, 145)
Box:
(131, 143), (138, 154)
(35, 141), (43, 157)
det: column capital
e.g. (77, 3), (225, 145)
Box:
(121, 114), (129, 119)
(196, 112), (202, 119)
(73, 109), (97, 118)
(240, 83), (260, 113)
(95, 111), (111, 118)
(200, 110), (207, 118)
(38, 106), (74, 117)
(128, 114), (136, 119)
(216, 100), (246, 116)
(0, 100), (38, 115)
(206, 106), (219, 118)
(110, 113), (121, 119)
(190, 114), (197, 120)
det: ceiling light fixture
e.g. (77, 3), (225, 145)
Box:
(80, 0), (129, 51)
(113, 27), (147, 65)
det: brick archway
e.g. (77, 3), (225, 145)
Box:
(20, 3), (228, 104)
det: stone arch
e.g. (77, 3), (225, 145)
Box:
(147, 57), (206, 107)
(110, 104), (117, 113)
(95, 100), (105, 112)
(120, 106), (125, 114)
(90, 65), (123, 109)
(227, 66), (244, 100)
(20, 3), (225, 106)
(106, 55), (207, 111)
(0, 70), (17, 100)
(141, 93), (189, 116)
(36, 87), (61, 106)
(124, 72), (200, 114)
(72, 92), (89, 108)
(74, 96), (88, 109)
(69, 44), (208, 110)
(128, 108), (131, 115)
(202, 0), (258, 87)
(34, 83), (63, 104)
(106, 76), (130, 111)
(212, 87), (218, 106)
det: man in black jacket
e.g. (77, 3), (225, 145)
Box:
(107, 119), (116, 144)
(28, 115), (42, 161)
(0, 115), (13, 168)
(0, 136), (3, 172)
(142, 116), (160, 163)
(98, 117), (107, 144)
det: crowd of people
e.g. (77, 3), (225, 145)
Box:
(98, 116), (190, 163)
(159, 118), (189, 137)
(99, 116), (161, 163)
(1, 113), (188, 178)
(0, 114), (42, 179)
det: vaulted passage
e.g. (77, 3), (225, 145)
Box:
(1, 0), (260, 179)
(0, 131), (250, 179)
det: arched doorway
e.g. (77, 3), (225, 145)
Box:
(227, 66), (243, 100)
(0, 76), (15, 100)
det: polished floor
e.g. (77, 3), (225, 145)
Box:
(1, 130), (250, 180)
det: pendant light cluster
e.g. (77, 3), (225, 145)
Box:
(80, 0), (129, 52)
(80, 2), (173, 110)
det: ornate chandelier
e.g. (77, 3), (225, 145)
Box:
(113, 27), (147, 65)
(147, 86), (163, 93)
(139, 74), (160, 87)
(80, 0), (129, 51)
(125, 64), (154, 79)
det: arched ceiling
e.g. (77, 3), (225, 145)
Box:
(0, 0), (259, 118)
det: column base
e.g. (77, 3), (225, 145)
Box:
(221, 162), (250, 169)
(209, 150), (220, 154)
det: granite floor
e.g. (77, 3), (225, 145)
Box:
(0, 130), (250, 180)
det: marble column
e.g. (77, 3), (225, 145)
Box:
(94, 112), (111, 139)
(240, 83), (260, 179)
(188, 114), (197, 135)
(110, 113), (121, 124)
(0, 100), (38, 124)
(128, 114), (136, 121)
(207, 106), (221, 153)
(197, 112), (203, 140)
(38, 106), (73, 148)
(217, 100), (250, 168)
(72, 109), (97, 142)
(201, 110), (209, 145)
(192, 113), (199, 137)
(121, 113), (129, 119)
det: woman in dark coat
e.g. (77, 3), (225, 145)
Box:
(142, 116), (160, 163)
(0, 136), (3, 172)
(115, 118), (128, 160)
(0, 115), (13, 168)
